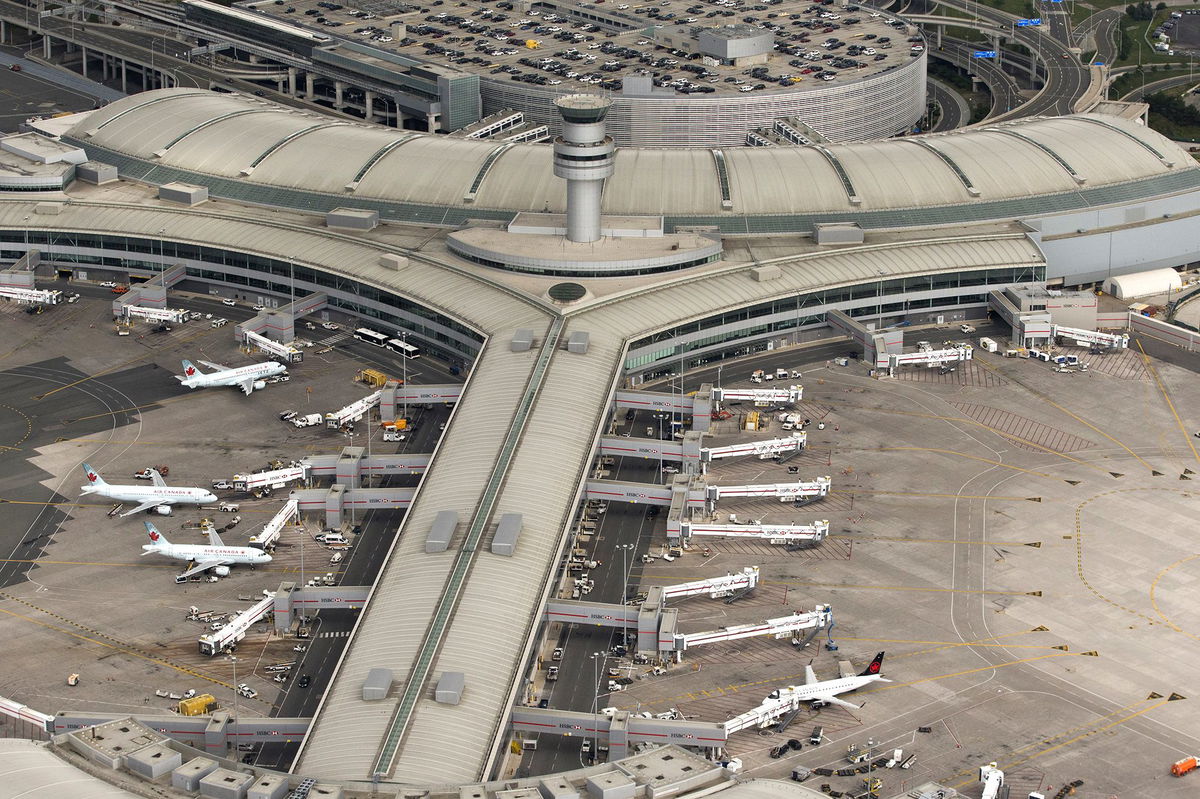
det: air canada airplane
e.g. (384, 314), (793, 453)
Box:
(176, 358), (287, 396)
(80, 463), (217, 517)
(766, 652), (889, 710)
(142, 522), (271, 580)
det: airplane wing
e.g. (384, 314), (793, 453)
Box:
(205, 528), (226, 548)
(805, 664), (817, 685)
(238, 378), (256, 395)
(198, 360), (230, 372)
(177, 559), (230, 579)
(814, 695), (862, 711)
(150, 470), (167, 488)
(119, 499), (173, 518)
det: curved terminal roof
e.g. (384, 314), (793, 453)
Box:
(69, 89), (1197, 225)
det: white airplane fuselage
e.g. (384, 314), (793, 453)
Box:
(180, 361), (286, 390)
(83, 483), (216, 506)
(143, 541), (271, 568)
(770, 674), (885, 705)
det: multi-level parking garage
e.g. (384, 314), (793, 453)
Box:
(1, 85), (1200, 795)
(223, 0), (929, 145)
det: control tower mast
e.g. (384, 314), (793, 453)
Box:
(553, 94), (616, 243)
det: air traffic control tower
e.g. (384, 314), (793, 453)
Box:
(447, 93), (722, 282)
(553, 95), (615, 243)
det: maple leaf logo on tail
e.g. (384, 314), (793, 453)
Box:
(86, 472), (97, 483)
(185, 366), (196, 376)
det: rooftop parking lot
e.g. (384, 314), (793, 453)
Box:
(242, 0), (922, 96)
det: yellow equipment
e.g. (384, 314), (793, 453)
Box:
(357, 368), (389, 387)
(525, 39), (540, 49)
(178, 694), (218, 716)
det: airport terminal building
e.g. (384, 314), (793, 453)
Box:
(1, 87), (1199, 794)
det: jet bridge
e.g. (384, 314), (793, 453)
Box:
(883, 344), (973, 371)
(198, 591), (276, 656)
(243, 329), (303, 363)
(723, 692), (812, 735)
(660, 567), (759, 600)
(709, 477), (832, 503)
(711, 385), (802, 404)
(1051, 324), (1129, 349)
(679, 520), (829, 545)
(248, 498), (299, 550)
(509, 707), (727, 760)
(0, 285), (61, 305)
(121, 305), (187, 324)
(326, 390), (381, 429)
(703, 434), (805, 462)
(233, 464), (308, 493)
(676, 605), (832, 651)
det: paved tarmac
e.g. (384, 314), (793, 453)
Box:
(517, 319), (1200, 797)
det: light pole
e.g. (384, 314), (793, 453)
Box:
(157, 227), (165, 279)
(616, 543), (634, 644)
(229, 655), (239, 756)
(589, 651), (604, 763)
(401, 331), (409, 424)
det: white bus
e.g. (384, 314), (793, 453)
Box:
(387, 338), (421, 359)
(353, 328), (389, 347)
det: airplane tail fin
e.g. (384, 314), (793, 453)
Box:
(859, 652), (885, 677)
(81, 462), (108, 491)
(144, 521), (170, 547)
(178, 359), (202, 384)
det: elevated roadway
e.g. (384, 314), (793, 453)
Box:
(933, 37), (1026, 117)
(918, 0), (1096, 120)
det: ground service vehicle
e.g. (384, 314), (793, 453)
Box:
(1172, 756), (1198, 776)
(386, 337), (422, 359)
(353, 327), (389, 346)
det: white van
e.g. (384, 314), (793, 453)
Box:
(320, 533), (349, 546)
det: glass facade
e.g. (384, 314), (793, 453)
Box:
(625, 264), (1043, 374)
(0, 230), (484, 363)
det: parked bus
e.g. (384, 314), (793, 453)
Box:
(353, 328), (389, 347)
(386, 338), (421, 359)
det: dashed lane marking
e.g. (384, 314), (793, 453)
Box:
(0, 591), (231, 689)
(952, 698), (1171, 788)
(972, 355), (1155, 473)
(1072, 487), (1194, 626)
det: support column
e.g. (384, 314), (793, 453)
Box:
(80, 45), (87, 79)
(425, 111), (437, 132)
(305, 71), (314, 98)
(42, 33), (50, 59)
(364, 90), (376, 122)
(1, 21), (7, 44)
(287, 66), (297, 96)
(120, 59), (127, 93)
(334, 79), (345, 110)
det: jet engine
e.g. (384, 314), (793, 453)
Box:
(153, 505), (172, 516)
(213, 565), (231, 577)
(253, 380), (267, 391)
